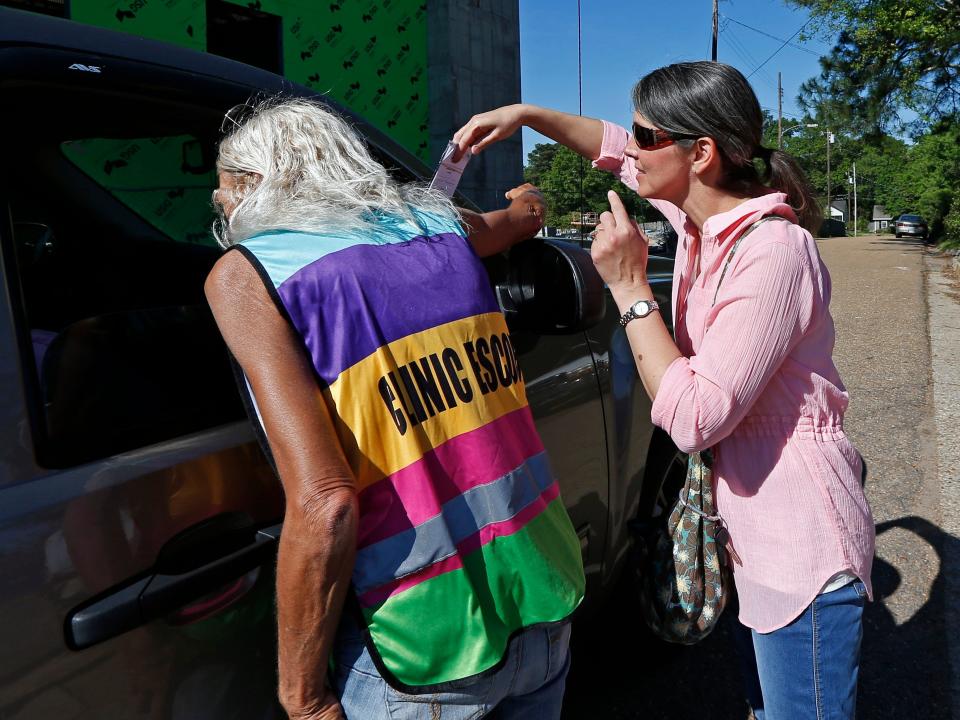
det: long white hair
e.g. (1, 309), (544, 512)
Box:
(212, 97), (460, 247)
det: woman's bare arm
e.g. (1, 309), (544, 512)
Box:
(205, 251), (357, 720)
(460, 184), (546, 257)
(453, 104), (605, 162)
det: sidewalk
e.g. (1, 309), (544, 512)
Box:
(925, 250), (960, 716)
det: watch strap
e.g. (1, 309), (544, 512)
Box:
(619, 299), (659, 327)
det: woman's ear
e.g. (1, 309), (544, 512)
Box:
(690, 137), (722, 179)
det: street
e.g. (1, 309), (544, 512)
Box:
(562, 235), (960, 719)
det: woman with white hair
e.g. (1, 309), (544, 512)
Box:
(206, 97), (585, 720)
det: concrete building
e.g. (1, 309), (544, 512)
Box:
(428, 1), (523, 211)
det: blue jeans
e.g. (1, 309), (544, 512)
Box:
(737, 581), (867, 720)
(332, 614), (572, 720)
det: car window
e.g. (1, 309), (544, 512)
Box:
(61, 136), (218, 246)
(900, 215), (922, 222)
(1, 85), (244, 467)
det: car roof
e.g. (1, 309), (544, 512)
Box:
(0, 6), (455, 203)
(0, 7), (284, 89)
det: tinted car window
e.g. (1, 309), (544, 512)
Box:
(1, 84), (244, 467)
(900, 215), (922, 222)
(61, 135), (218, 245)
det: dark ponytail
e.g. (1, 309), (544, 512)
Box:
(633, 62), (822, 235)
(763, 148), (822, 235)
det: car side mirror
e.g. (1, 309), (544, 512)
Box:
(496, 238), (605, 334)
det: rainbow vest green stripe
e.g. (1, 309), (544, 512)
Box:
(236, 210), (584, 690)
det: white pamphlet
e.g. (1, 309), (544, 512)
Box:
(429, 141), (471, 197)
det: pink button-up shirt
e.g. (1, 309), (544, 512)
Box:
(594, 121), (875, 632)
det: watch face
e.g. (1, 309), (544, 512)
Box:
(632, 300), (651, 315)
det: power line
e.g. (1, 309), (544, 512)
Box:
(718, 21), (809, 124)
(718, 19), (764, 80)
(721, 15), (820, 56)
(746, 19), (813, 80)
(762, 105), (803, 120)
(723, 25), (777, 89)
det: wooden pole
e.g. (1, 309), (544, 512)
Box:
(777, 72), (783, 150)
(712, 0), (718, 61)
(826, 131), (832, 227)
(853, 162), (858, 237)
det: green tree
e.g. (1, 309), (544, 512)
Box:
(523, 143), (559, 188)
(524, 142), (658, 227)
(817, 120), (959, 241)
(942, 198), (960, 248)
(789, 0), (960, 134)
(762, 108), (960, 241)
(763, 111), (863, 218)
(903, 119), (960, 238)
(847, 135), (911, 228)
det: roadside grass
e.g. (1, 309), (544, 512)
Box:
(935, 239), (960, 281)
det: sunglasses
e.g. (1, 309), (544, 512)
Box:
(632, 123), (701, 150)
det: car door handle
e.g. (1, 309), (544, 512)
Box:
(65, 514), (282, 650)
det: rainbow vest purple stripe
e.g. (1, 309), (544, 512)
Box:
(235, 210), (584, 690)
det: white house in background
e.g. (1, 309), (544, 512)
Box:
(869, 205), (893, 232)
(829, 199), (847, 223)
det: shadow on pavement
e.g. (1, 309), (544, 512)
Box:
(562, 573), (753, 720)
(859, 516), (955, 719)
(562, 515), (956, 719)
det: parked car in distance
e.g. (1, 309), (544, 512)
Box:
(0, 8), (681, 719)
(895, 214), (929, 240)
(819, 217), (847, 238)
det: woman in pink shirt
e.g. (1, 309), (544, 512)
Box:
(455, 62), (874, 720)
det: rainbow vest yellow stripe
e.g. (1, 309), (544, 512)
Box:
(235, 210), (584, 691)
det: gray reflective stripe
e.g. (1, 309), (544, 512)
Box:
(353, 451), (554, 594)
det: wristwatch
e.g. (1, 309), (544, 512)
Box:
(619, 299), (660, 327)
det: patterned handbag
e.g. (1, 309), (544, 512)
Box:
(638, 215), (788, 644)
(639, 449), (734, 644)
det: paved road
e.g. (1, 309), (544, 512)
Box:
(562, 235), (957, 719)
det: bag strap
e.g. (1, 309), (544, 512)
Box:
(699, 215), (792, 464)
(711, 216), (791, 307)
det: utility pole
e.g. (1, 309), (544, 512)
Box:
(826, 130), (832, 226)
(777, 72), (783, 150)
(852, 162), (858, 237)
(846, 176), (851, 233)
(712, 0), (718, 61)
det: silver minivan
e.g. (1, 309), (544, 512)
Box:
(0, 8), (680, 718)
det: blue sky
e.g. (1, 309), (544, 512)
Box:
(518, 0), (838, 161)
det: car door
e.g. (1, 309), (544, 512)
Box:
(583, 254), (675, 588)
(0, 61), (287, 719)
(515, 329), (609, 593)
(484, 244), (609, 595)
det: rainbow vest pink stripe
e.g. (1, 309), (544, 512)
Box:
(236, 210), (584, 690)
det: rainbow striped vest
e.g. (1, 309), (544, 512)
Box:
(235, 209), (584, 691)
